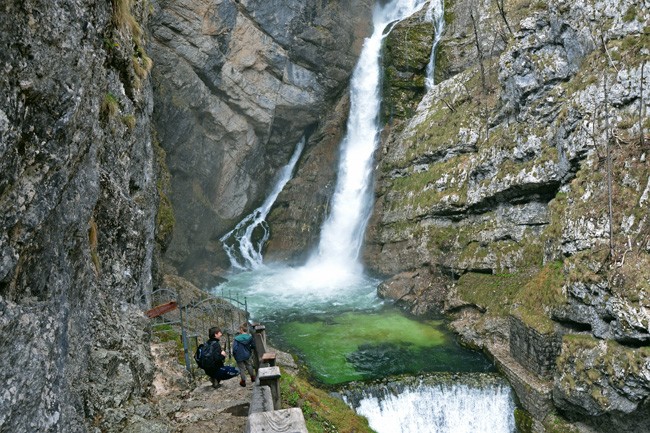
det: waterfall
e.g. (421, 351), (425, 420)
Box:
(306, 0), (429, 276)
(221, 0), (440, 277)
(220, 137), (305, 270)
(216, 5), (516, 432)
(425, 0), (445, 89)
(215, 0), (433, 310)
(343, 375), (517, 433)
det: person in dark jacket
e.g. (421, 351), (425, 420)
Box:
(204, 327), (228, 388)
(233, 323), (256, 387)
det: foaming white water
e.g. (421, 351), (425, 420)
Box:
(218, 264), (383, 319)
(425, 0), (445, 90)
(219, 0), (430, 301)
(348, 380), (516, 433)
(308, 0), (429, 277)
(220, 137), (305, 270)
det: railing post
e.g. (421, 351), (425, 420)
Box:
(253, 325), (267, 371)
(258, 366), (282, 410)
(178, 294), (191, 373)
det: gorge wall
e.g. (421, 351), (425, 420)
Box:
(361, 0), (649, 432)
(1, 1), (160, 431)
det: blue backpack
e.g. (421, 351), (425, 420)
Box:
(232, 334), (254, 362)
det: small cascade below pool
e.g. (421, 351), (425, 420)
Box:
(341, 374), (517, 433)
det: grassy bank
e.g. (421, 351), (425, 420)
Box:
(280, 369), (375, 433)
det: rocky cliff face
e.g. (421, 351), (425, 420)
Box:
(0, 0), (160, 431)
(150, 0), (372, 284)
(364, 0), (649, 431)
(0, 0), (373, 430)
(2, 0), (647, 431)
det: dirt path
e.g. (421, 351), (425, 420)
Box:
(148, 340), (300, 433)
(150, 341), (253, 433)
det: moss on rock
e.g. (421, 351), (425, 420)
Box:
(456, 271), (531, 316)
(556, 335), (650, 416)
(382, 14), (434, 123)
(512, 261), (566, 334)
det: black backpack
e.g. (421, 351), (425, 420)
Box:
(194, 340), (221, 370)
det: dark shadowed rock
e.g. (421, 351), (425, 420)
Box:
(149, 0), (372, 282)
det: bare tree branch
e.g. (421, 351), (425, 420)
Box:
(469, 7), (486, 93)
(604, 73), (614, 260)
(640, 63), (646, 148)
(495, 0), (513, 35)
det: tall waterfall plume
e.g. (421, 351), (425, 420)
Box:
(305, 0), (430, 281)
(217, 0), (433, 299)
(220, 137), (305, 270)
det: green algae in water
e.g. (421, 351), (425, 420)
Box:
(276, 308), (494, 385)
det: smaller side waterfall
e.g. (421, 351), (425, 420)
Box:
(220, 137), (305, 270)
(342, 374), (517, 433)
(425, 0), (445, 89)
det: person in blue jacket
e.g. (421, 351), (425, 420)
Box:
(233, 322), (256, 387)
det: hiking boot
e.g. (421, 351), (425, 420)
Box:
(239, 379), (246, 387)
(211, 378), (221, 389)
(251, 375), (256, 383)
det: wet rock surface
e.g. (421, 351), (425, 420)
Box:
(1, 0), (158, 431)
(149, 0), (372, 280)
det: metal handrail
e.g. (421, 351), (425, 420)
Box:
(140, 286), (248, 373)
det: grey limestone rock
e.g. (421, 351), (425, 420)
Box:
(150, 0), (372, 281)
(1, 0), (160, 431)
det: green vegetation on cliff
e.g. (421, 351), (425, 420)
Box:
(280, 371), (374, 433)
(512, 261), (566, 334)
(153, 135), (175, 250)
(456, 272), (529, 316)
(556, 334), (650, 413)
(382, 14), (434, 123)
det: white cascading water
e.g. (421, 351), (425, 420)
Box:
(220, 137), (305, 270)
(222, 0), (442, 275)
(219, 0), (431, 298)
(425, 0), (445, 89)
(300, 0), (430, 281)
(347, 380), (517, 433)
